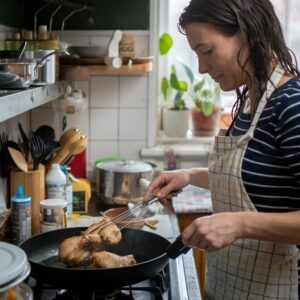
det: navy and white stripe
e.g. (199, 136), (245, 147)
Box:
(229, 77), (300, 213)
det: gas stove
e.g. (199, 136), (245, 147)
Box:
(27, 258), (189, 300)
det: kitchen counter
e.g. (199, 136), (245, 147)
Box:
(67, 194), (202, 300)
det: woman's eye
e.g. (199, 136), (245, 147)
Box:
(203, 49), (212, 55)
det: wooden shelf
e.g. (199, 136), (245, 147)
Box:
(59, 62), (153, 81)
(0, 81), (67, 123)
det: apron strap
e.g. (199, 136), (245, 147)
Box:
(237, 64), (285, 146)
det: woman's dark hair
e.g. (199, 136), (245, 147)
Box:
(179, 0), (300, 119)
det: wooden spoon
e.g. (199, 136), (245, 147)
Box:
(48, 136), (87, 167)
(59, 128), (81, 147)
(8, 147), (28, 172)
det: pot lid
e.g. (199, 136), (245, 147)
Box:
(0, 242), (28, 287)
(97, 160), (153, 173)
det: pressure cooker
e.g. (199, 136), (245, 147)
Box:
(95, 160), (154, 205)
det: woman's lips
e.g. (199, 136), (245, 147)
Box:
(213, 75), (222, 81)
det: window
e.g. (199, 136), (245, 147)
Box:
(160, 0), (300, 110)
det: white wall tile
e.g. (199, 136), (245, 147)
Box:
(90, 109), (118, 140)
(120, 76), (148, 108)
(119, 141), (146, 160)
(89, 140), (119, 172)
(90, 76), (119, 108)
(119, 108), (147, 140)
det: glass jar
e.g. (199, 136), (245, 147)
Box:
(40, 199), (67, 233)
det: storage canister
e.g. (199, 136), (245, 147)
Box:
(10, 184), (31, 244)
(40, 199), (67, 233)
(0, 242), (32, 300)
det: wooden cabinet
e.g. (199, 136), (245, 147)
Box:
(177, 212), (211, 297)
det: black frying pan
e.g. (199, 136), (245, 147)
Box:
(19, 227), (190, 291)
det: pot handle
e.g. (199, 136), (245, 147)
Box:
(35, 50), (70, 68)
(139, 177), (150, 190)
(166, 235), (191, 259)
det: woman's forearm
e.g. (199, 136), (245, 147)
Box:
(183, 168), (210, 189)
(237, 210), (300, 245)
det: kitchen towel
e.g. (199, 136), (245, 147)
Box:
(172, 184), (212, 214)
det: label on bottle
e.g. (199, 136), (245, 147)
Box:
(11, 201), (32, 244)
(73, 191), (86, 213)
(47, 183), (66, 200)
(66, 183), (73, 217)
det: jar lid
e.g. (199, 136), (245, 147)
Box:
(0, 242), (28, 287)
(97, 160), (153, 173)
(40, 199), (67, 209)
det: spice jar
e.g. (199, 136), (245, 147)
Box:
(40, 199), (67, 233)
(0, 242), (32, 300)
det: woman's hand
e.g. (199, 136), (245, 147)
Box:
(182, 212), (242, 253)
(144, 170), (190, 201)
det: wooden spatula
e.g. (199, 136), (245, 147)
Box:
(8, 147), (28, 172)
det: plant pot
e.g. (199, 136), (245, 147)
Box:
(190, 107), (221, 136)
(163, 108), (189, 137)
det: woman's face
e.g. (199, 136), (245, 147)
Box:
(185, 22), (249, 91)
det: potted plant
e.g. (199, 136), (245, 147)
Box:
(159, 33), (189, 138)
(180, 62), (221, 136)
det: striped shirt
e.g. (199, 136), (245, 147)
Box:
(229, 77), (300, 213)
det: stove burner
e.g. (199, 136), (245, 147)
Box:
(54, 289), (133, 300)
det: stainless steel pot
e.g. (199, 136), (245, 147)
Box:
(0, 58), (37, 87)
(25, 50), (69, 85)
(24, 50), (56, 85)
(96, 160), (154, 205)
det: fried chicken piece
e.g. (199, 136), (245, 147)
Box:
(85, 218), (121, 245)
(59, 235), (92, 266)
(59, 217), (121, 266)
(90, 251), (136, 268)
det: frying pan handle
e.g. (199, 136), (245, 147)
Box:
(166, 235), (191, 259)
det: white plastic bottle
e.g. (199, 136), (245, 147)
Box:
(46, 164), (66, 200)
(61, 165), (73, 217)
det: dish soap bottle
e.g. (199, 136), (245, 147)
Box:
(46, 163), (66, 200)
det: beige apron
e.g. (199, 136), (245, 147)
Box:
(206, 65), (300, 300)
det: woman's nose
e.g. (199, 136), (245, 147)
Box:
(198, 60), (209, 74)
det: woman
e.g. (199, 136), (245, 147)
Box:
(145, 0), (300, 299)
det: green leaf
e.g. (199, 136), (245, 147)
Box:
(194, 79), (205, 92)
(170, 73), (188, 91)
(159, 33), (173, 55)
(174, 91), (186, 110)
(201, 102), (215, 117)
(161, 77), (172, 101)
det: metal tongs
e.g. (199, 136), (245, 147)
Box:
(88, 196), (160, 235)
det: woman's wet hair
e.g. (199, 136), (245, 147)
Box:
(179, 0), (300, 118)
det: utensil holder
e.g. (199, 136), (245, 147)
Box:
(10, 165), (45, 235)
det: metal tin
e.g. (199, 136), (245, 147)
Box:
(40, 199), (67, 233)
